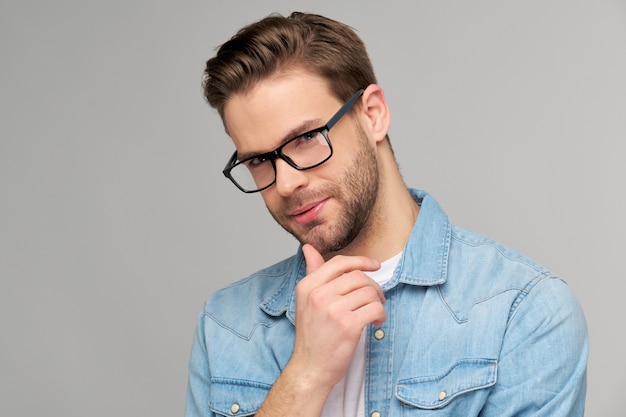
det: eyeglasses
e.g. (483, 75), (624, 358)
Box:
(223, 89), (365, 193)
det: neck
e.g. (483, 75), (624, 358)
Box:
(330, 144), (419, 262)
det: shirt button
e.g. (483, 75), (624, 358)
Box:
(371, 412), (381, 417)
(230, 403), (240, 414)
(374, 329), (385, 340)
(438, 391), (447, 401)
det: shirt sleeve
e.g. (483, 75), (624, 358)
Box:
(185, 310), (214, 417)
(481, 276), (588, 416)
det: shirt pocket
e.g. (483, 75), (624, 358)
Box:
(209, 378), (271, 416)
(395, 358), (497, 415)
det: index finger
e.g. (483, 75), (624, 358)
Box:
(302, 245), (381, 286)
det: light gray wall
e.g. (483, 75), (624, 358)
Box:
(1, 1), (623, 416)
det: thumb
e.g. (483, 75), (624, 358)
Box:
(302, 244), (325, 274)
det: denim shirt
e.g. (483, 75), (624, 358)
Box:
(186, 189), (588, 416)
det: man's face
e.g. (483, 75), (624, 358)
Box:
(223, 71), (379, 255)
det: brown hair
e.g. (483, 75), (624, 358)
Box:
(203, 12), (378, 119)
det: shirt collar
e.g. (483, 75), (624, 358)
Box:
(391, 189), (451, 287)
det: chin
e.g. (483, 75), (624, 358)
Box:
(304, 230), (354, 256)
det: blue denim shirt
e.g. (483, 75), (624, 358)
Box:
(186, 189), (588, 416)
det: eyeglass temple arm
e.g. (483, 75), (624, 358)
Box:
(325, 89), (365, 130)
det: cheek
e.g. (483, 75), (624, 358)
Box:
(332, 118), (372, 154)
(260, 190), (284, 217)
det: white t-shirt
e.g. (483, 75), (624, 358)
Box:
(321, 252), (402, 417)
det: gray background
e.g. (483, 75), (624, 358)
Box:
(1, 1), (624, 416)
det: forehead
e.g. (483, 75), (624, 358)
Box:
(223, 70), (340, 154)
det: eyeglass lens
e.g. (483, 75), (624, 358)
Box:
(229, 130), (331, 192)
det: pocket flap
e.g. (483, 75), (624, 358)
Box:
(209, 378), (271, 416)
(396, 358), (497, 409)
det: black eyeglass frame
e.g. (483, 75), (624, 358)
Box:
(222, 89), (365, 193)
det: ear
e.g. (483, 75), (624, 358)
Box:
(359, 84), (391, 144)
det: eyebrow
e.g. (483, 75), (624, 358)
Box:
(236, 118), (325, 161)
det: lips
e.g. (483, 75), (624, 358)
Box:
(291, 198), (329, 225)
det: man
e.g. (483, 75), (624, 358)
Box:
(186, 12), (588, 417)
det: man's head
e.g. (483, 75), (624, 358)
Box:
(203, 12), (377, 119)
(204, 12), (398, 257)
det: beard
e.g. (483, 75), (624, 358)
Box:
(267, 126), (379, 256)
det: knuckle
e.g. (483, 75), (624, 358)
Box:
(374, 303), (387, 316)
(337, 315), (356, 333)
(363, 285), (379, 299)
(307, 286), (327, 306)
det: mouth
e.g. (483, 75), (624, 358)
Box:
(291, 198), (329, 225)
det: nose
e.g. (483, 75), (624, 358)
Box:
(274, 158), (308, 196)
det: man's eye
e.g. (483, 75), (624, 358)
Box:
(292, 131), (322, 148)
(246, 155), (268, 168)
(300, 131), (319, 142)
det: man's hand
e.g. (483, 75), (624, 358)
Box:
(256, 244), (387, 417)
(290, 244), (387, 388)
